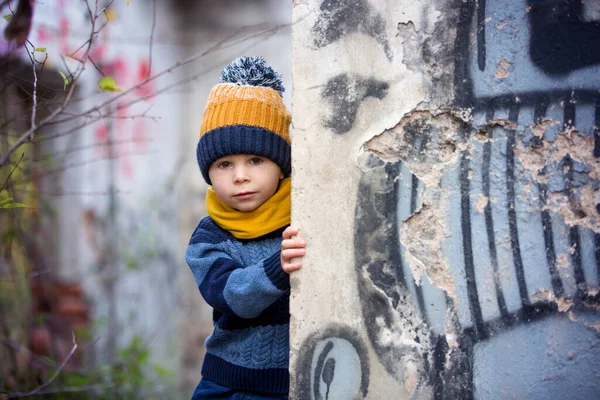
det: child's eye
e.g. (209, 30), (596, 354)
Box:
(249, 157), (263, 165)
(218, 161), (232, 169)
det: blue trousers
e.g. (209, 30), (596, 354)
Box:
(191, 379), (288, 400)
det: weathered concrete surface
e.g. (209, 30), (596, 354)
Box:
(291, 0), (433, 398)
(291, 0), (600, 398)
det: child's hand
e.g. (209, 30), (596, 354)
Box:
(281, 226), (305, 273)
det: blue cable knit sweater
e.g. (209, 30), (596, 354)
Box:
(185, 216), (290, 394)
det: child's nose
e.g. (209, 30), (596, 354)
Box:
(233, 167), (250, 183)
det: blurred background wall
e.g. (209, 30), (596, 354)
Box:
(0, 0), (291, 398)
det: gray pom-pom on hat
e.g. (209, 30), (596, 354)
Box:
(219, 56), (285, 96)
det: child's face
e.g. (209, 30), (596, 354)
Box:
(208, 154), (284, 212)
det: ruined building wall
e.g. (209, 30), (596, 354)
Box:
(290, 0), (600, 398)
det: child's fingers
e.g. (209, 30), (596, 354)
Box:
(282, 226), (300, 240)
(282, 238), (305, 250)
(283, 262), (302, 273)
(281, 248), (305, 261)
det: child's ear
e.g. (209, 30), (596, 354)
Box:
(279, 171), (284, 180)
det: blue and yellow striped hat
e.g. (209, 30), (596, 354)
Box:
(197, 56), (291, 184)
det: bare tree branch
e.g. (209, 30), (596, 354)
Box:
(0, 20), (288, 166)
(0, 0), (107, 167)
(6, 332), (78, 399)
(0, 152), (24, 192)
(148, 0), (156, 79)
(26, 44), (38, 131)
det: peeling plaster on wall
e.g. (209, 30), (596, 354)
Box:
(515, 125), (600, 233)
(494, 57), (512, 79)
(396, 21), (422, 73)
(362, 110), (469, 298)
(364, 110), (462, 182)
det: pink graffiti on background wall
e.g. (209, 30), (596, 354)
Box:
(34, 1), (158, 180)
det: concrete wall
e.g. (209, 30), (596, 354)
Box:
(290, 1), (600, 399)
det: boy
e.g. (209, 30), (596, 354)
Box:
(185, 56), (305, 399)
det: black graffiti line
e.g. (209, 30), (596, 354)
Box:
(481, 108), (510, 320)
(313, 341), (334, 400)
(431, 333), (450, 400)
(409, 135), (428, 322)
(595, 233), (600, 285)
(476, 0), (486, 71)
(453, 0), (476, 106)
(562, 105), (587, 298)
(563, 156), (587, 299)
(533, 101), (565, 298)
(392, 162), (408, 290)
(410, 172), (427, 321)
(538, 185), (566, 298)
(569, 226), (587, 298)
(395, 162), (420, 302)
(594, 98), (600, 283)
(506, 104), (530, 308)
(595, 99), (600, 158)
(459, 123), (486, 340)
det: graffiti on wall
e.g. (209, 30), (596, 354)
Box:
(358, 0), (600, 397)
(321, 73), (389, 134)
(295, 326), (370, 400)
(298, 0), (600, 398)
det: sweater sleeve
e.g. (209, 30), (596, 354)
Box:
(185, 223), (290, 319)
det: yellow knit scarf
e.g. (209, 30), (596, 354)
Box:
(206, 177), (291, 239)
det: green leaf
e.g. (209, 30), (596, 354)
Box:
(98, 76), (123, 92)
(0, 197), (13, 206)
(126, 258), (137, 270)
(153, 364), (174, 379)
(3, 14), (12, 22)
(34, 47), (47, 52)
(2, 203), (26, 209)
(58, 70), (69, 89)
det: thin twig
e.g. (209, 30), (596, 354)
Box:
(87, 55), (104, 76)
(0, 152), (24, 193)
(7, 332), (78, 398)
(29, 46), (38, 131)
(148, 0), (156, 79)
(0, 269), (51, 282)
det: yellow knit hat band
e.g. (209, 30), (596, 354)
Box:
(199, 83), (291, 143)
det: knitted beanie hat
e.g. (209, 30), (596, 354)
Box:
(197, 56), (292, 185)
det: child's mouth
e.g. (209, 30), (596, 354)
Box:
(234, 192), (255, 199)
